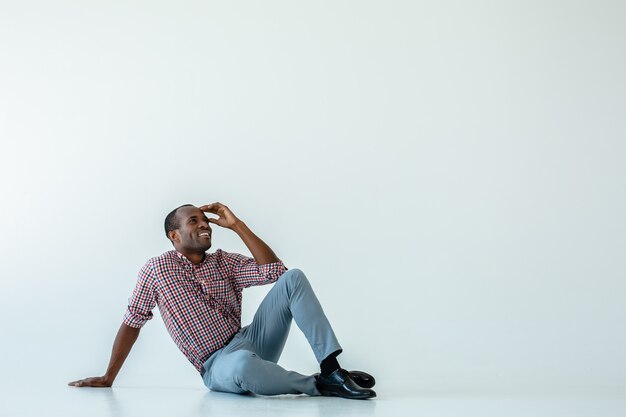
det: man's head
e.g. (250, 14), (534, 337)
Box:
(164, 204), (212, 253)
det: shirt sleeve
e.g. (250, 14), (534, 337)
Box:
(122, 260), (157, 328)
(219, 249), (288, 291)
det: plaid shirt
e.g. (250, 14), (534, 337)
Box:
(122, 249), (288, 372)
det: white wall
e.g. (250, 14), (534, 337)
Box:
(1, 0), (624, 390)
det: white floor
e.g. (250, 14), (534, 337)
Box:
(2, 380), (624, 417)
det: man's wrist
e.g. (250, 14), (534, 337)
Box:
(103, 373), (115, 385)
(230, 219), (247, 235)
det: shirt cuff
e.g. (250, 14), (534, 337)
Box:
(258, 259), (288, 282)
(122, 309), (153, 328)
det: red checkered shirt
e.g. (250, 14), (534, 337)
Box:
(122, 249), (288, 372)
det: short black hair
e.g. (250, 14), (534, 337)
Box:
(164, 204), (194, 239)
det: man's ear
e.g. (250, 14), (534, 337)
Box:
(168, 230), (180, 243)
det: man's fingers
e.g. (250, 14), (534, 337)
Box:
(68, 378), (96, 387)
(200, 202), (226, 212)
(68, 375), (113, 388)
(199, 204), (216, 212)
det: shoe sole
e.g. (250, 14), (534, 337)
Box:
(318, 389), (376, 400)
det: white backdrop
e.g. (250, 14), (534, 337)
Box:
(0, 0), (624, 392)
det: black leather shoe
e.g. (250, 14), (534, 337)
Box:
(313, 370), (376, 389)
(316, 369), (376, 399)
(347, 370), (375, 389)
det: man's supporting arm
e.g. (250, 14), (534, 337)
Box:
(68, 323), (140, 387)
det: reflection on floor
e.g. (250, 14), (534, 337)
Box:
(2, 380), (625, 417)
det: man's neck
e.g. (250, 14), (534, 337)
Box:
(179, 250), (206, 265)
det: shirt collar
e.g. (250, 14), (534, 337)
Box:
(175, 250), (207, 266)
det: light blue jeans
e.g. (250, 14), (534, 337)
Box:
(200, 268), (342, 396)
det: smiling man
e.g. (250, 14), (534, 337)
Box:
(68, 203), (376, 399)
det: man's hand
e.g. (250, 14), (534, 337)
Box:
(67, 324), (140, 389)
(200, 202), (280, 265)
(68, 376), (112, 388)
(199, 202), (241, 230)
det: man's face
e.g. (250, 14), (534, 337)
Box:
(169, 206), (212, 252)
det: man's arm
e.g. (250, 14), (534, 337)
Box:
(231, 220), (279, 265)
(68, 323), (140, 387)
(200, 202), (280, 265)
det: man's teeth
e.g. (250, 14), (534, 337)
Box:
(199, 233), (210, 236)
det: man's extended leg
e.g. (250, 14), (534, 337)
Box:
(205, 345), (319, 395)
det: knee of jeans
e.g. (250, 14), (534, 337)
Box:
(280, 268), (307, 288)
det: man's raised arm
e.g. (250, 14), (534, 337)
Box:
(68, 323), (140, 387)
(200, 202), (280, 265)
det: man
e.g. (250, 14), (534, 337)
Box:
(68, 202), (376, 399)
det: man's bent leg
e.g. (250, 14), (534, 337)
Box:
(206, 349), (319, 396)
(202, 269), (375, 399)
(241, 268), (342, 364)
